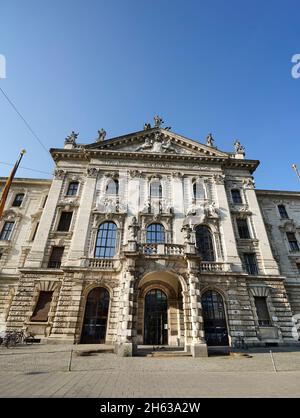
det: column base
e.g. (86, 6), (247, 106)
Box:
(190, 342), (208, 357)
(114, 342), (137, 357)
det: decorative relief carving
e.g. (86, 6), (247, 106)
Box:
(243, 178), (255, 189)
(54, 169), (66, 180)
(86, 167), (99, 178)
(213, 173), (225, 185)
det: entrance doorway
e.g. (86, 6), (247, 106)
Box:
(201, 290), (229, 346)
(144, 289), (168, 345)
(81, 287), (109, 344)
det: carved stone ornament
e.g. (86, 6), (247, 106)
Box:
(128, 216), (140, 240)
(86, 167), (99, 178)
(204, 201), (219, 218)
(54, 169), (66, 180)
(172, 171), (183, 178)
(96, 128), (106, 142)
(64, 131), (78, 145)
(243, 178), (255, 189)
(213, 173), (225, 185)
(135, 132), (178, 154)
(129, 170), (144, 178)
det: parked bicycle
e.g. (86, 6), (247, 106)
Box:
(0, 330), (35, 348)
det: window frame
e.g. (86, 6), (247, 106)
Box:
(12, 193), (25, 207)
(66, 181), (79, 196)
(57, 211), (73, 232)
(146, 223), (165, 244)
(149, 180), (162, 199)
(287, 232), (300, 252)
(244, 253), (259, 275)
(30, 291), (53, 322)
(106, 179), (119, 196)
(254, 296), (271, 327)
(231, 189), (243, 205)
(236, 218), (251, 239)
(47, 246), (64, 269)
(0, 221), (15, 241)
(94, 221), (118, 259)
(195, 225), (215, 261)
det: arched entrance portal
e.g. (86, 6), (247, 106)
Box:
(144, 289), (168, 345)
(81, 287), (110, 344)
(202, 290), (229, 346)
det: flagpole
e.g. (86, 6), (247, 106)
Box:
(0, 150), (26, 220)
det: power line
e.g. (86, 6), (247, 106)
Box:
(0, 161), (52, 176)
(0, 86), (49, 155)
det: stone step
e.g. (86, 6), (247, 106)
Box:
(145, 351), (192, 358)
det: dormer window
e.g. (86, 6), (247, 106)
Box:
(12, 193), (24, 207)
(106, 179), (119, 195)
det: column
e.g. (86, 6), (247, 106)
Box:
(244, 181), (279, 275)
(214, 174), (243, 272)
(115, 260), (137, 356)
(67, 169), (97, 265)
(25, 170), (64, 268)
(187, 259), (208, 357)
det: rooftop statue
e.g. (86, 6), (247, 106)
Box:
(206, 133), (214, 147)
(234, 139), (245, 154)
(144, 123), (151, 130)
(154, 115), (164, 128)
(64, 131), (78, 145)
(97, 128), (106, 142)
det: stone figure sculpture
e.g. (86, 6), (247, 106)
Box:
(97, 128), (106, 142)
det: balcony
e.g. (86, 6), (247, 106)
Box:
(139, 243), (184, 256)
(84, 258), (120, 270)
(200, 262), (231, 272)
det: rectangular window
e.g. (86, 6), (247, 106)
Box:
(57, 211), (73, 232)
(244, 253), (259, 275)
(287, 232), (299, 251)
(12, 193), (24, 207)
(237, 218), (251, 239)
(66, 182), (79, 196)
(278, 204), (288, 219)
(31, 291), (53, 322)
(254, 297), (271, 327)
(0, 221), (14, 240)
(48, 246), (64, 269)
(296, 263), (300, 274)
(231, 189), (242, 204)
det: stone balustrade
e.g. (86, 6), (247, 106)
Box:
(200, 262), (230, 272)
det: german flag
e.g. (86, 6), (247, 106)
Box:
(0, 150), (26, 220)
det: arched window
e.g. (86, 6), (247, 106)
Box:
(195, 225), (215, 261)
(150, 180), (162, 198)
(192, 181), (205, 200)
(106, 179), (119, 195)
(94, 221), (117, 258)
(146, 223), (165, 244)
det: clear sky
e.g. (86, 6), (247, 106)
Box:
(1, 0), (300, 190)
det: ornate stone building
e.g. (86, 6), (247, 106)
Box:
(0, 122), (299, 356)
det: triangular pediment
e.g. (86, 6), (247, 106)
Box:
(85, 128), (229, 158)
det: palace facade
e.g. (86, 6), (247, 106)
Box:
(0, 123), (299, 356)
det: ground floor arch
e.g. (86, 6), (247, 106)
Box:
(201, 289), (229, 346)
(136, 271), (185, 346)
(80, 287), (110, 344)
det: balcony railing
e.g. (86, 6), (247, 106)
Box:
(200, 262), (229, 272)
(140, 243), (184, 256)
(85, 258), (118, 269)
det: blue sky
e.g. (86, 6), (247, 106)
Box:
(1, 0), (300, 190)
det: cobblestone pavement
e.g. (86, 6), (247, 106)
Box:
(0, 344), (300, 397)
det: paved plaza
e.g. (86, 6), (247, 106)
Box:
(0, 344), (300, 398)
